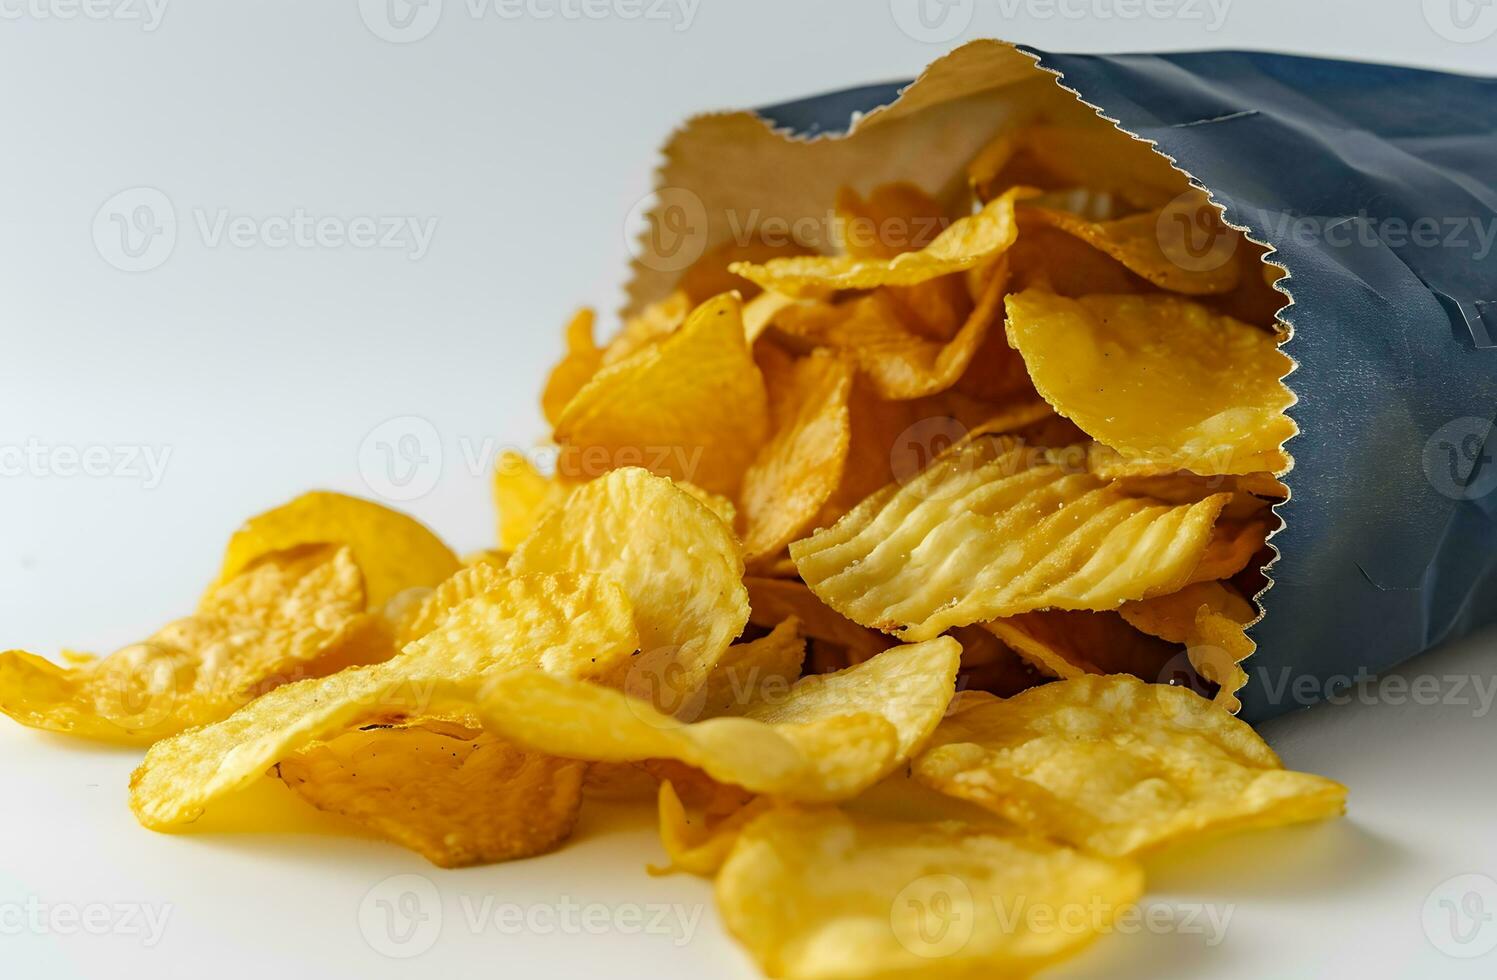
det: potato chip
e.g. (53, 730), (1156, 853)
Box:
(697, 618), (806, 719)
(393, 561), (510, 648)
(510, 468), (748, 705)
(215, 490), (459, 609)
(541, 308), (603, 426)
(1017, 190), (1242, 295)
(555, 293), (769, 495)
(715, 806), (1144, 979)
(130, 572), (639, 828)
(946, 624), (1044, 698)
(1006, 290), (1296, 476)
(277, 722), (584, 867)
(652, 780), (772, 877)
(679, 238), (808, 304)
(1006, 223), (1150, 296)
(982, 610), (1180, 680)
(740, 350), (854, 561)
(492, 451), (575, 551)
(791, 435), (1229, 641)
(913, 674), (1347, 856)
(1121, 581), (1258, 712)
(729, 187), (1031, 297)
(1, 545), (370, 743)
(602, 289), (692, 366)
(1190, 519), (1271, 583)
(745, 576), (892, 665)
(969, 123), (1184, 210)
(477, 637), (960, 801)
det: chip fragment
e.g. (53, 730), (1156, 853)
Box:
(1005, 290), (1296, 475)
(1121, 581), (1259, 712)
(715, 806), (1145, 979)
(982, 609), (1180, 681)
(555, 292), (769, 494)
(492, 451), (576, 551)
(913, 674), (1347, 856)
(1, 545), (371, 743)
(791, 435), (1229, 641)
(541, 308), (603, 425)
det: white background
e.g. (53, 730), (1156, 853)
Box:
(2, 1), (1495, 977)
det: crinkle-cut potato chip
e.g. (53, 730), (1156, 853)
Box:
(740, 350), (854, 561)
(771, 257), (1008, 402)
(1, 545), (370, 743)
(478, 637), (960, 802)
(652, 781), (772, 877)
(913, 674), (1347, 857)
(510, 467), (748, 706)
(745, 577), (892, 666)
(555, 292), (769, 495)
(492, 451), (576, 552)
(394, 561), (510, 647)
(1189, 519), (1271, 584)
(1006, 290), (1296, 476)
(1122, 582), (1258, 713)
(697, 618), (806, 719)
(715, 806), (1144, 980)
(1017, 190), (1242, 295)
(982, 610), (1181, 681)
(215, 490), (459, 609)
(602, 289), (692, 367)
(130, 572), (639, 828)
(541, 308), (603, 426)
(276, 722), (584, 867)
(730, 187), (1032, 298)
(969, 123), (1186, 210)
(791, 435), (1229, 642)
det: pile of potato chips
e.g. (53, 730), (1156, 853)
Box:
(1, 117), (1345, 978)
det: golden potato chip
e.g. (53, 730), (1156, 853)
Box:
(602, 289), (692, 366)
(555, 292), (769, 495)
(715, 806), (1144, 979)
(1121, 581), (1258, 712)
(477, 637), (960, 801)
(982, 610), (1180, 680)
(698, 618), (806, 718)
(215, 490), (458, 609)
(913, 674), (1347, 856)
(791, 435), (1229, 641)
(1007, 223), (1150, 296)
(1, 545), (370, 743)
(393, 561), (510, 648)
(541, 308), (603, 426)
(130, 572), (639, 828)
(1017, 190), (1242, 295)
(680, 238), (808, 304)
(1190, 518), (1271, 583)
(745, 576), (892, 666)
(1006, 290), (1296, 476)
(729, 187), (1031, 297)
(492, 451), (575, 551)
(277, 722), (584, 867)
(969, 123), (1184, 210)
(740, 350), (854, 561)
(652, 780), (772, 877)
(510, 468), (749, 705)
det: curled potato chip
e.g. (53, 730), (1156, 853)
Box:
(740, 350), (854, 561)
(745, 577), (892, 666)
(652, 780), (772, 877)
(730, 188), (1031, 297)
(130, 572), (640, 828)
(478, 637), (960, 802)
(1007, 223), (1150, 296)
(215, 491), (458, 609)
(393, 561), (510, 648)
(791, 435), (1229, 641)
(913, 674), (1347, 856)
(510, 468), (749, 705)
(492, 451), (576, 551)
(277, 722), (584, 867)
(1121, 581), (1258, 712)
(969, 123), (1185, 210)
(1190, 519), (1271, 583)
(982, 610), (1180, 680)
(1006, 290), (1296, 476)
(603, 290), (692, 366)
(1017, 190), (1242, 295)
(1, 545), (370, 743)
(715, 806), (1144, 980)
(698, 618), (806, 718)
(541, 308), (603, 426)
(555, 292), (769, 495)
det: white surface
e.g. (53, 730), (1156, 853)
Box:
(2, 1), (1495, 977)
